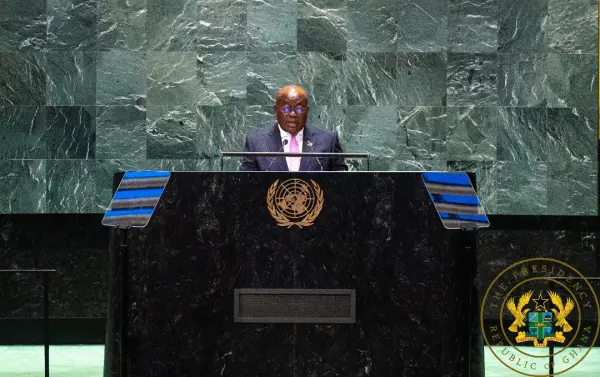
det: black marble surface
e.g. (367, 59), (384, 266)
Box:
(477, 230), (598, 320)
(105, 172), (477, 377)
(0, 214), (109, 318)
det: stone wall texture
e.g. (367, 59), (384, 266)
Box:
(0, 0), (597, 215)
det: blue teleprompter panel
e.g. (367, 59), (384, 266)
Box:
(421, 172), (490, 230)
(102, 171), (171, 228)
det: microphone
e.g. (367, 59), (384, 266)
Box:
(305, 139), (323, 171)
(266, 139), (288, 171)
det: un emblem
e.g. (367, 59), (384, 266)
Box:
(267, 178), (324, 228)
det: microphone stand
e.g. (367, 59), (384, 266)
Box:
(221, 152), (371, 171)
(305, 140), (323, 171)
(266, 139), (289, 171)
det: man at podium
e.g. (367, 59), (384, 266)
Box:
(240, 85), (348, 171)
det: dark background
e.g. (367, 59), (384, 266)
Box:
(1, 213), (599, 346)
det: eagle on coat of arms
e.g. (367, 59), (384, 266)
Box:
(506, 290), (575, 347)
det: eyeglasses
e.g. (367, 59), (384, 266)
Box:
(279, 105), (307, 114)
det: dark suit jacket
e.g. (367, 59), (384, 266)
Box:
(239, 123), (348, 171)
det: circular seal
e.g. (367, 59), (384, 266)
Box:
(481, 258), (600, 376)
(267, 179), (324, 228)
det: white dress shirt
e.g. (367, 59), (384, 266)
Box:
(278, 124), (303, 171)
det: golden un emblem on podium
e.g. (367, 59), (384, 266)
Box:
(267, 178), (324, 228)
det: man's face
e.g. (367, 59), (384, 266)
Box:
(275, 87), (309, 135)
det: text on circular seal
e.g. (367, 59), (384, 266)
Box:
(480, 258), (600, 377)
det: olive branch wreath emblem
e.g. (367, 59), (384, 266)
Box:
(266, 179), (324, 228)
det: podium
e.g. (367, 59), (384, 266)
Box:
(104, 172), (481, 377)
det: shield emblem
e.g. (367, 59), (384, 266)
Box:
(528, 311), (554, 341)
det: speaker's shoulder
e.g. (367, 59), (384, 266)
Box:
(309, 125), (338, 140)
(247, 123), (277, 141)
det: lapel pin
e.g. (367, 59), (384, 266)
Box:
(306, 141), (313, 147)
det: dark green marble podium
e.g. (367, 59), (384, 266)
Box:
(104, 172), (481, 377)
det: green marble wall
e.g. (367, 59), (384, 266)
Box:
(0, 0), (597, 215)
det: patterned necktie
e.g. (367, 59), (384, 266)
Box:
(288, 135), (300, 171)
